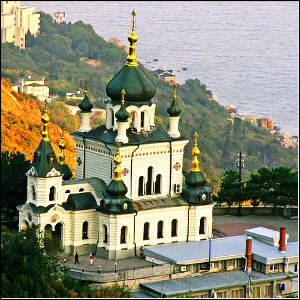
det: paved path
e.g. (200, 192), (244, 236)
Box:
(64, 255), (153, 273)
(213, 215), (298, 242)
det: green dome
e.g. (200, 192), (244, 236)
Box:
(78, 94), (93, 112)
(106, 180), (128, 197)
(185, 171), (206, 187)
(115, 105), (129, 122)
(182, 170), (212, 205)
(106, 65), (156, 104)
(167, 99), (182, 116)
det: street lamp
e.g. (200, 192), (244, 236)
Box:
(152, 258), (154, 275)
(97, 266), (101, 274)
(236, 151), (245, 216)
(114, 262), (117, 274)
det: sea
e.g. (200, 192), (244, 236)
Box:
(23, 1), (299, 136)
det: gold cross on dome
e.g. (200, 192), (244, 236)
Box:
(194, 132), (198, 145)
(173, 83), (177, 99)
(131, 9), (136, 30)
(84, 79), (88, 95)
(121, 89), (126, 105)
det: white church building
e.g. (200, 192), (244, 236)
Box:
(18, 10), (214, 260)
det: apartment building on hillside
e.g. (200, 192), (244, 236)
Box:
(1, 1), (40, 49)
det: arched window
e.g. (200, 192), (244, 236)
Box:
(199, 217), (206, 234)
(157, 221), (163, 239)
(44, 224), (52, 238)
(65, 190), (70, 193)
(31, 185), (36, 200)
(138, 176), (144, 196)
(141, 111), (145, 128)
(79, 188), (84, 192)
(143, 222), (149, 240)
(103, 224), (108, 243)
(171, 219), (177, 237)
(146, 167), (153, 195)
(49, 186), (56, 201)
(82, 221), (88, 239)
(155, 174), (162, 194)
(120, 226), (127, 244)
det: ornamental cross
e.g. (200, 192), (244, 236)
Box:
(131, 9), (136, 30)
(84, 79), (88, 95)
(122, 168), (129, 176)
(173, 83), (177, 99)
(121, 89), (125, 105)
(194, 132), (198, 145)
(173, 162), (181, 171)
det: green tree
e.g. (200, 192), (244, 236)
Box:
(245, 166), (298, 209)
(1, 225), (68, 298)
(215, 170), (241, 211)
(1, 151), (31, 223)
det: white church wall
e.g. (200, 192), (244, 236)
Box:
(135, 206), (189, 249)
(27, 175), (63, 207)
(188, 204), (214, 241)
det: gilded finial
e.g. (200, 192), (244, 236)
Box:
(41, 98), (50, 142)
(84, 79), (88, 95)
(131, 9), (136, 31)
(113, 142), (122, 181)
(121, 89), (126, 105)
(126, 9), (138, 67)
(58, 128), (66, 164)
(173, 83), (177, 100)
(190, 131), (200, 172)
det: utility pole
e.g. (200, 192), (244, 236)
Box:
(236, 151), (245, 216)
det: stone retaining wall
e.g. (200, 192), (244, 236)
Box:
(213, 207), (297, 217)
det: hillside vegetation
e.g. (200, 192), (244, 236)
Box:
(1, 79), (76, 175)
(1, 12), (297, 191)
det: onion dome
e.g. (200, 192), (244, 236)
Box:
(106, 10), (156, 105)
(100, 142), (135, 214)
(78, 81), (93, 112)
(115, 89), (130, 122)
(28, 99), (62, 178)
(167, 84), (182, 116)
(182, 132), (212, 205)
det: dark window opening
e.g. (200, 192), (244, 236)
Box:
(32, 186), (36, 200)
(49, 186), (55, 201)
(155, 174), (161, 194)
(82, 221), (88, 239)
(157, 221), (163, 239)
(146, 167), (153, 195)
(79, 188), (84, 192)
(143, 222), (149, 240)
(65, 190), (70, 193)
(199, 217), (205, 234)
(120, 226), (126, 244)
(141, 111), (145, 128)
(103, 225), (108, 243)
(171, 219), (177, 237)
(138, 176), (144, 196)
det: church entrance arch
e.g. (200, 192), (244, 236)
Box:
(53, 222), (63, 241)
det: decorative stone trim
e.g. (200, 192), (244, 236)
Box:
(26, 166), (38, 176)
(46, 167), (61, 177)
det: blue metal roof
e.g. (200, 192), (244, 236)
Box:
(144, 230), (299, 265)
(140, 270), (297, 297)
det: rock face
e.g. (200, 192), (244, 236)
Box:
(1, 79), (76, 176)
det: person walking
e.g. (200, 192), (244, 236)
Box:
(89, 252), (95, 266)
(74, 252), (80, 264)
